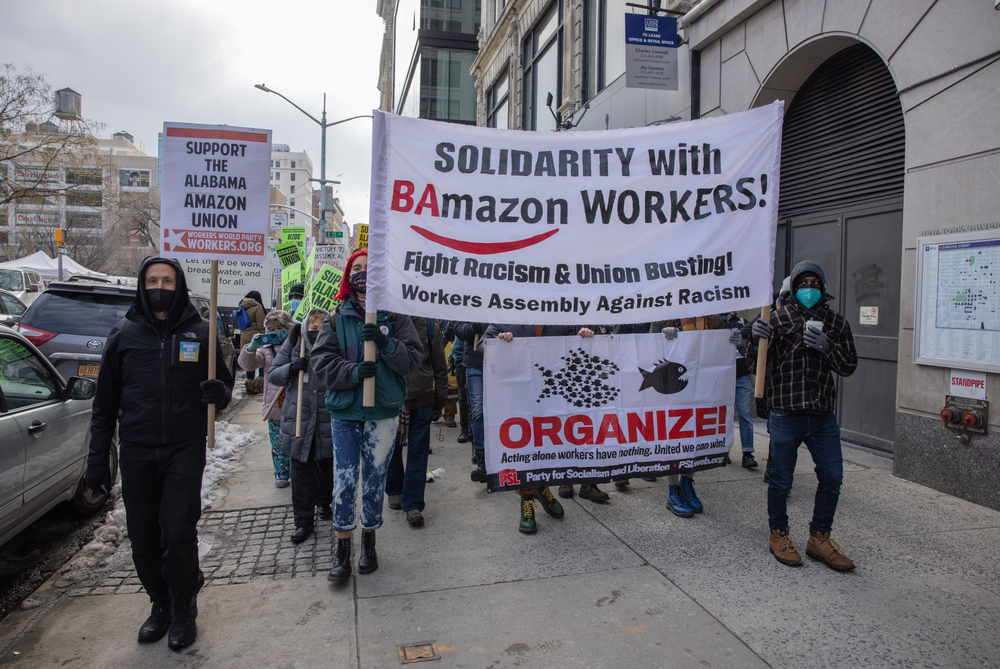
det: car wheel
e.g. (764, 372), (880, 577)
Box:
(71, 440), (118, 517)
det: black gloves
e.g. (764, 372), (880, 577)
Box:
(361, 322), (390, 349)
(755, 397), (769, 420)
(355, 360), (377, 380)
(803, 327), (834, 355)
(200, 378), (227, 405)
(290, 357), (308, 374)
(751, 318), (773, 340)
(85, 455), (114, 496)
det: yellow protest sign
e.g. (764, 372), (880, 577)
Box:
(281, 262), (301, 312)
(275, 240), (302, 268)
(309, 265), (344, 313)
(294, 246), (318, 320)
(281, 226), (307, 268)
(356, 223), (369, 249)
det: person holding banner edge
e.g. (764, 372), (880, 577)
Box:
(748, 260), (858, 571)
(484, 323), (596, 534)
(311, 248), (423, 581)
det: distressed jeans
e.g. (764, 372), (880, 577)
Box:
(466, 367), (485, 459)
(767, 409), (843, 534)
(735, 374), (755, 453)
(331, 416), (400, 531)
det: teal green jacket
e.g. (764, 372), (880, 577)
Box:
(311, 296), (424, 422)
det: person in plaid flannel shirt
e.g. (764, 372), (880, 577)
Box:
(748, 260), (858, 572)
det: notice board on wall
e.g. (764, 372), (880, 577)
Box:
(915, 230), (1000, 373)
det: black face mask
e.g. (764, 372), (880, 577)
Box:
(306, 330), (319, 343)
(349, 271), (367, 294)
(147, 289), (175, 314)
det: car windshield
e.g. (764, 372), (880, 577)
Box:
(20, 290), (134, 336)
(0, 270), (24, 292)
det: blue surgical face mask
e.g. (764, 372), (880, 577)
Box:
(289, 298), (301, 312)
(796, 287), (822, 309)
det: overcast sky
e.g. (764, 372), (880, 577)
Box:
(0, 0), (384, 232)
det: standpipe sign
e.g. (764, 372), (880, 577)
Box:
(160, 123), (272, 262)
(365, 102), (783, 326)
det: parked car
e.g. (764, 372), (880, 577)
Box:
(0, 268), (45, 306)
(0, 324), (114, 547)
(14, 282), (237, 383)
(0, 290), (27, 327)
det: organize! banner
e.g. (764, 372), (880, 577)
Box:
(366, 103), (782, 325)
(160, 123), (271, 261)
(483, 331), (735, 492)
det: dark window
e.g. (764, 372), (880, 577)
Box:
(584, 0), (605, 102)
(20, 290), (134, 336)
(66, 191), (102, 207)
(523, 4), (562, 131)
(486, 69), (510, 129)
(0, 335), (59, 409)
(0, 293), (25, 316)
(65, 168), (102, 186)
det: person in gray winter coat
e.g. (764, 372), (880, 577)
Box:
(269, 307), (334, 544)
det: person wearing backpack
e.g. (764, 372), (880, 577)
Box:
(311, 248), (423, 583)
(237, 291), (266, 384)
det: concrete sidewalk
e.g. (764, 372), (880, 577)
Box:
(1, 400), (998, 668)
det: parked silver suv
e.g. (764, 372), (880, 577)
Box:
(0, 325), (113, 547)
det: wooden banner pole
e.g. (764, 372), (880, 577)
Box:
(264, 386), (285, 418)
(363, 312), (376, 407)
(295, 334), (306, 437)
(207, 260), (218, 449)
(753, 305), (771, 399)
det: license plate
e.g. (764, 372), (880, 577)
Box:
(78, 363), (100, 377)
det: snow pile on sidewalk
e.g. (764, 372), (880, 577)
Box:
(58, 491), (125, 585)
(202, 420), (256, 510)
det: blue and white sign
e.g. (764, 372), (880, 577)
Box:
(625, 14), (678, 48)
(624, 14), (679, 91)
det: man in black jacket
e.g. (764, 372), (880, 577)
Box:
(87, 257), (233, 652)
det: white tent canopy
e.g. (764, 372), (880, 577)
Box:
(0, 250), (108, 282)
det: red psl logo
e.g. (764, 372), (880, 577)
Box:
(497, 469), (521, 487)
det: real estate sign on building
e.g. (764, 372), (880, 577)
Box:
(159, 122), (272, 262)
(624, 15), (679, 91)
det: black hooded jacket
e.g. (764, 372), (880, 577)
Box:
(89, 257), (234, 454)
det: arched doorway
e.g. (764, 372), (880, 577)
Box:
(773, 43), (905, 452)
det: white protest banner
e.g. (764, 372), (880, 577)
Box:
(483, 331), (735, 492)
(179, 258), (272, 307)
(366, 103), (782, 325)
(160, 123), (272, 261)
(314, 244), (348, 275)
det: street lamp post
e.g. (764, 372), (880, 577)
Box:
(254, 84), (371, 240)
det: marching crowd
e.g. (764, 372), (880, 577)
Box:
(83, 252), (858, 652)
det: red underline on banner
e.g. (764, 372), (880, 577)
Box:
(165, 127), (269, 142)
(410, 226), (559, 255)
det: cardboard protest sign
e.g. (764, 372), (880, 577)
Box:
(483, 331), (735, 492)
(365, 104), (783, 325)
(281, 227), (307, 277)
(160, 123), (271, 261)
(294, 246), (317, 321)
(356, 224), (369, 249)
(314, 244), (348, 274)
(309, 265), (344, 312)
(281, 262), (300, 312)
(275, 240), (302, 268)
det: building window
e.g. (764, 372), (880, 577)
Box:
(584, 0), (626, 98)
(290, 185), (295, 194)
(523, 4), (562, 131)
(290, 211), (295, 219)
(290, 199), (295, 207)
(274, 172), (280, 180)
(486, 69), (510, 129)
(290, 172), (296, 181)
(291, 160), (296, 168)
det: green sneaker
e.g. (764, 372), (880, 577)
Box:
(534, 487), (565, 519)
(518, 497), (537, 534)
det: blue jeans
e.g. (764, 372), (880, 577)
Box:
(331, 416), (399, 531)
(767, 410), (843, 534)
(735, 374), (755, 453)
(385, 405), (432, 512)
(466, 367), (485, 458)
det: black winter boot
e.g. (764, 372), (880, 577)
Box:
(327, 536), (352, 583)
(167, 590), (198, 651)
(137, 592), (171, 643)
(358, 530), (378, 574)
(470, 452), (487, 483)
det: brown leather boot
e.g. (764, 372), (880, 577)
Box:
(769, 527), (802, 566)
(806, 531), (855, 571)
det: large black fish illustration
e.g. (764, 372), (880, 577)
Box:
(638, 360), (688, 395)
